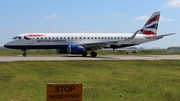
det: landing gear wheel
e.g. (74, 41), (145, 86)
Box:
(22, 49), (27, 57)
(82, 51), (87, 57)
(23, 53), (26, 57)
(90, 52), (97, 57)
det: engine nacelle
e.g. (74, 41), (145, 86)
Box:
(67, 44), (85, 54)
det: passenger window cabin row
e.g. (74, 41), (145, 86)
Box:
(13, 36), (130, 40)
(36, 37), (130, 40)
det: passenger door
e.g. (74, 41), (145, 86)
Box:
(28, 38), (34, 44)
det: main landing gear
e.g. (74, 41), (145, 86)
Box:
(90, 51), (97, 57)
(22, 49), (27, 57)
(81, 51), (88, 57)
(81, 51), (97, 57)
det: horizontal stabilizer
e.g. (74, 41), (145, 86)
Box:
(146, 33), (176, 39)
(157, 33), (176, 38)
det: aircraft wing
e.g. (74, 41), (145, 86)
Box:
(81, 30), (139, 50)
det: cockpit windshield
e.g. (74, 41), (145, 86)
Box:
(12, 36), (17, 39)
(12, 36), (21, 40)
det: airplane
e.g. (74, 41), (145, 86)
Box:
(4, 11), (175, 57)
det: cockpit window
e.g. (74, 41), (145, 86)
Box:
(13, 36), (17, 39)
(12, 36), (21, 39)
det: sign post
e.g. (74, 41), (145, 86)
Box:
(47, 83), (82, 101)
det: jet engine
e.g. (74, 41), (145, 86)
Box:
(67, 44), (85, 54)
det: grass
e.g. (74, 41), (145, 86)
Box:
(0, 49), (180, 56)
(0, 60), (180, 101)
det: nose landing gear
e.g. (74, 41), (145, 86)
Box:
(22, 49), (27, 57)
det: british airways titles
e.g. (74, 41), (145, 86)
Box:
(37, 39), (66, 43)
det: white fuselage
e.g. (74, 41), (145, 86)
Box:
(4, 33), (157, 50)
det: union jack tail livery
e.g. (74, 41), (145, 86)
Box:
(139, 12), (160, 36)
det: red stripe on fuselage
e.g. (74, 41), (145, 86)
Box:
(27, 34), (44, 37)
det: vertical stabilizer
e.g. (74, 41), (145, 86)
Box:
(139, 12), (160, 35)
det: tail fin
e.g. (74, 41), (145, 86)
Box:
(139, 11), (160, 36)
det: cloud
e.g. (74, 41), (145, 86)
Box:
(45, 14), (60, 18)
(134, 15), (149, 20)
(160, 17), (175, 21)
(163, 0), (180, 7)
(134, 15), (175, 22)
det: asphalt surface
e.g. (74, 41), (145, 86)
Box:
(0, 55), (180, 62)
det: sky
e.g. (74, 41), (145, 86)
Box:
(0, 0), (180, 48)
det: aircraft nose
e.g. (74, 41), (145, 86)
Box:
(4, 43), (8, 48)
(4, 42), (11, 48)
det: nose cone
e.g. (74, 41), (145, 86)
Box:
(4, 43), (9, 48)
(4, 42), (12, 48)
